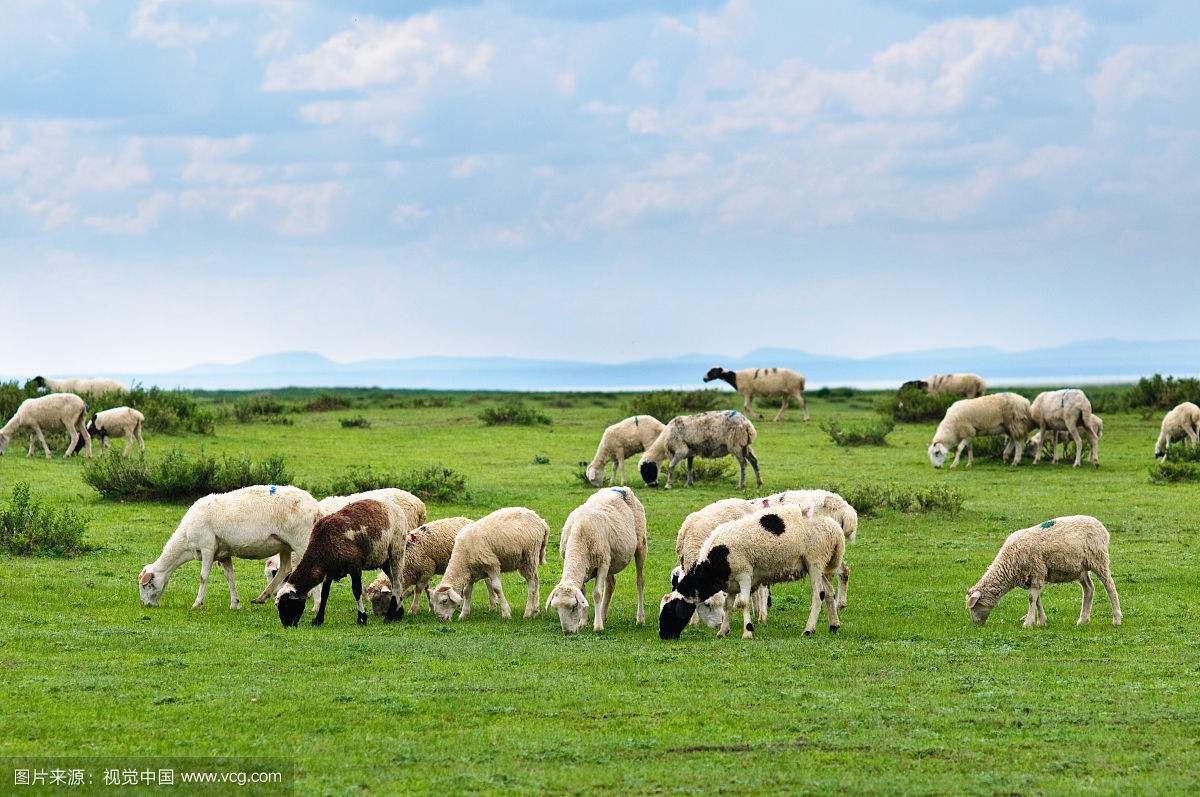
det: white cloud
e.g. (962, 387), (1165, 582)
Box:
(181, 135), (264, 185)
(390, 202), (430, 226)
(262, 14), (493, 92)
(67, 139), (151, 194)
(626, 107), (665, 134)
(555, 71), (577, 97)
(450, 155), (484, 179)
(130, 0), (236, 49)
(1088, 43), (1200, 115)
(629, 58), (657, 88)
(85, 192), (172, 235)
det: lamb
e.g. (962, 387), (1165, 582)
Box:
(639, 410), (761, 490)
(32, 376), (127, 395)
(362, 516), (473, 615)
(547, 488), (647, 634)
(1030, 414), (1103, 465)
(925, 373), (986, 398)
(83, 407), (145, 457)
(0, 393), (91, 459)
(138, 485), (320, 610)
(966, 515), (1122, 627)
(660, 505), (844, 640)
(276, 499), (406, 626)
(1029, 389), (1098, 467)
(1155, 402), (1200, 460)
(759, 489), (858, 609)
(428, 507), (549, 622)
(703, 366), (809, 422)
(585, 415), (666, 487)
(928, 392), (1032, 468)
(662, 497), (758, 630)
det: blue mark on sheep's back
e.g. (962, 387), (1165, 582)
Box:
(1040, 519), (1056, 528)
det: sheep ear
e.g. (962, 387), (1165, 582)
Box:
(447, 588), (463, 605)
(545, 592), (555, 611)
(139, 569), (153, 587)
(575, 588), (589, 609)
(966, 590), (981, 609)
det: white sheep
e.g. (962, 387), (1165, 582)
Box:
(1155, 402), (1200, 460)
(760, 489), (858, 609)
(928, 392), (1033, 468)
(547, 488), (647, 634)
(966, 515), (1122, 627)
(926, 373), (986, 398)
(704, 366), (809, 421)
(661, 505), (844, 640)
(639, 410), (761, 489)
(362, 516), (473, 615)
(276, 499), (406, 626)
(1029, 389), (1098, 468)
(0, 393), (91, 459)
(84, 407), (145, 457)
(139, 485), (320, 609)
(1030, 414), (1103, 465)
(428, 507), (549, 622)
(317, 488), (426, 532)
(663, 497), (758, 631)
(585, 415), (666, 487)
(33, 376), (127, 395)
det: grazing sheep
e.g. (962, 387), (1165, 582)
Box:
(83, 407), (145, 457)
(0, 393), (91, 459)
(1029, 389), (1098, 468)
(138, 485), (320, 609)
(926, 373), (986, 398)
(639, 410), (761, 490)
(264, 555), (323, 613)
(760, 489), (858, 609)
(703, 366), (809, 422)
(664, 498), (758, 631)
(928, 393), (1033, 468)
(317, 488), (426, 533)
(1155, 402), (1200, 460)
(966, 515), (1122, 627)
(547, 488), (647, 634)
(1030, 414), (1103, 465)
(362, 516), (473, 615)
(276, 499), (406, 627)
(585, 415), (666, 487)
(660, 506), (844, 640)
(428, 507), (549, 622)
(32, 376), (127, 395)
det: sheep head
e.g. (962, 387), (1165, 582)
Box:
(428, 584), (463, 622)
(138, 566), (166, 606)
(927, 442), (948, 468)
(546, 585), (589, 635)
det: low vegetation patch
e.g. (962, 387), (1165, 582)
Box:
(821, 416), (895, 446)
(1149, 443), (1200, 483)
(875, 385), (958, 423)
(82, 449), (292, 501)
(825, 481), (964, 516)
(625, 389), (723, 422)
(1128, 374), (1200, 411)
(308, 464), (468, 504)
(479, 399), (551, 426)
(303, 391), (353, 412)
(232, 394), (290, 423)
(339, 415), (371, 429)
(0, 482), (91, 557)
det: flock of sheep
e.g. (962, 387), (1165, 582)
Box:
(7, 364), (1195, 636)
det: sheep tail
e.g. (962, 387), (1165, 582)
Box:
(539, 522), (549, 566)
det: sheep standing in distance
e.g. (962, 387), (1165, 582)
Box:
(32, 376), (127, 395)
(1029, 389), (1098, 468)
(760, 489), (858, 609)
(548, 488), (647, 634)
(663, 497), (758, 630)
(585, 415), (666, 487)
(660, 506), (844, 640)
(928, 392), (1033, 468)
(0, 393), (91, 459)
(428, 507), (549, 622)
(703, 367), (809, 422)
(639, 410), (761, 489)
(82, 407), (145, 457)
(277, 499), (406, 627)
(926, 373), (986, 398)
(362, 516), (473, 615)
(1155, 402), (1200, 460)
(966, 516), (1122, 627)
(139, 485), (320, 609)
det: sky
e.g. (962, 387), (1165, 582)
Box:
(2, 0), (1198, 374)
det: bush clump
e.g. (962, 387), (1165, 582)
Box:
(825, 481), (964, 516)
(479, 400), (551, 426)
(0, 482), (91, 557)
(233, 394), (289, 423)
(309, 464), (468, 504)
(339, 415), (371, 429)
(1128, 374), (1200, 411)
(1149, 443), (1200, 483)
(625, 390), (723, 423)
(304, 391), (353, 412)
(82, 449), (292, 501)
(822, 416), (895, 446)
(875, 386), (958, 423)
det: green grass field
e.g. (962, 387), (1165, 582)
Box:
(2, 392), (1198, 795)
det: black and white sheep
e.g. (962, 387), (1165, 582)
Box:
(703, 366), (809, 422)
(639, 410), (761, 489)
(80, 406), (145, 457)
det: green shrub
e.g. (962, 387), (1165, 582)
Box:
(824, 481), (964, 516)
(822, 416), (894, 446)
(82, 449), (292, 501)
(392, 395), (455, 409)
(625, 390), (723, 422)
(0, 482), (91, 556)
(532, 455), (551, 465)
(1149, 459), (1200, 484)
(478, 400), (551, 426)
(233, 394), (289, 423)
(875, 386), (957, 423)
(685, 458), (734, 483)
(303, 391), (353, 412)
(309, 464), (468, 504)
(339, 415), (371, 429)
(1128, 374), (1200, 410)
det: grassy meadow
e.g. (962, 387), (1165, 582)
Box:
(1, 388), (1198, 795)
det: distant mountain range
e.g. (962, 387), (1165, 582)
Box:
(19, 338), (1200, 391)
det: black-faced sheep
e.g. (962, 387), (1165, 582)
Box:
(639, 410), (761, 489)
(78, 406), (145, 457)
(703, 367), (809, 422)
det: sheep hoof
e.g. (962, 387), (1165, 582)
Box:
(742, 630), (753, 639)
(803, 629), (814, 636)
(357, 611), (367, 625)
(230, 601), (241, 610)
(311, 617), (324, 627)
(829, 624), (839, 633)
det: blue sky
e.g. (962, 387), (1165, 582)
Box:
(2, 0), (1197, 373)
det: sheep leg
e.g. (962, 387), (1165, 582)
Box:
(595, 566), (612, 631)
(804, 575), (824, 636)
(745, 446), (762, 488)
(26, 433), (36, 457)
(135, 422), (145, 456)
(824, 572), (841, 632)
(1010, 435), (1024, 466)
(522, 564), (540, 619)
(751, 585), (768, 624)
(192, 548), (215, 609)
(950, 439), (968, 468)
(1069, 421), (1083, 468)
(1033, 424), (1046, 464)
(486, 571), (512, 619)
(409, 580), (425, 614)
(716, 593), (735, 638)
(219, 557), (241, 609)
(122, 433), (134, 458)
(685, 455), (694, 487)
(351, 570), (366, 625)
(1035, 595), (1047, 626)
(1022, 583), (1043, 628)
(837, 560), (850, 610)
(1095, 560), (1122, 625)
(634, 542), (646, 625)
(772, 396), (789, 422)
(1078, 573), (1095, 625)
(34, 425), (51, 459)
(798, 391), (809, 422)
(744, 394), (761, 420)
(616, 452), (626, 487)
(311, 577), (333, 626)
(1088, 428), (1100, 467)
(666, 452), (685, 490)
(63, 419), (79, 459)
(255, 549), (290, 603)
